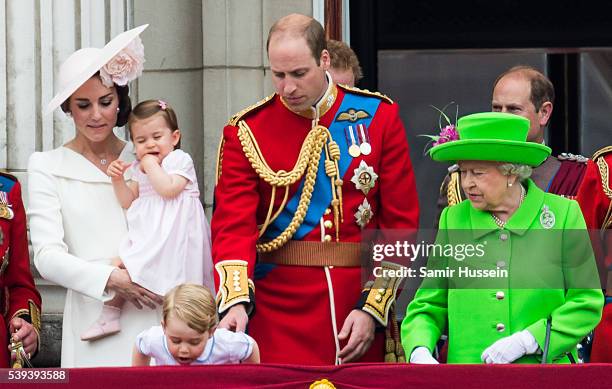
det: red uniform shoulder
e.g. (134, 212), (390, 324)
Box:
(227, 94), (276, 127)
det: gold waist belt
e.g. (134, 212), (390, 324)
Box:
(258, 241), (363, 267)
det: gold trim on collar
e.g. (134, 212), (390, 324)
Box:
(227, 94), (275, 127)
(280, 82), (338, 119)
(592, 145), (612, 161)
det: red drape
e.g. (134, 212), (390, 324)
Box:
(6, 363), (612, 389)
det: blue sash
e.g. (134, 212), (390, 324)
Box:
(262, 92), (382, 240)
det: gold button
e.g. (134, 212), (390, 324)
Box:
(375, 294), (383, 302)
(324, 208), (331, 215)
(496, 323), (505, 332)
(324, 220), (333, 229)
(378, 288), (386, 293)
(324, 234), (332, 242)
(496, 291), (505, 300)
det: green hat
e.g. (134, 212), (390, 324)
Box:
(429, 112), (551, 166)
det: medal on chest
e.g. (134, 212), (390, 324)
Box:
(351, 160), (378, 195)
(0, 192), (13, 220)
(355, 198), (373, 228)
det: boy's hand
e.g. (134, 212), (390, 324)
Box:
(107, 159), (130, 181)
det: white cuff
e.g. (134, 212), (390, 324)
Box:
(410, 346), (439, 364)
(517, 329), (539, 355)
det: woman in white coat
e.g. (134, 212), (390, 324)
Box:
(27, 25), (163, 367)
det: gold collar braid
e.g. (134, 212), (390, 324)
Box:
(237, 120), (344, 252)
(595, 155), (612, 231)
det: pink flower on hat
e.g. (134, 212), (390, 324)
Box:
(99, 36), (145, 87)
(432, 125), (459, 146)
(419, 102), (460, 153)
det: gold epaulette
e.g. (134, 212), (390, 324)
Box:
(447, 171), (463, 206)
(336, 84), (393, 104)
(592, 145), (612, 161)
(227, 94), (275, 127)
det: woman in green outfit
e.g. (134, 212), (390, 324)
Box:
(401, 112), (603, 364)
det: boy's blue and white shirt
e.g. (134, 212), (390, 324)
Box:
(136, 326), (254, 365)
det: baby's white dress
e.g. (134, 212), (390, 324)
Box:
(120, 149), (214, 295)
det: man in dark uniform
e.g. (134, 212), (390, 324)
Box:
(0, 172), (42, 367)
(576, 146), (612, 362)
(435, 66), (587, 227)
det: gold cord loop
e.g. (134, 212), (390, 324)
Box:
(237, 122), (343, 252)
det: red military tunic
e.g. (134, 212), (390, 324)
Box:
(576, 146), (612, 362)
(0, 173), (42, 367)
(212, 82), (419, 364)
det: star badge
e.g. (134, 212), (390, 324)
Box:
(351, 160), (378, 195)
(354, 198), (373, 228)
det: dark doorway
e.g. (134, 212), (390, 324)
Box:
(350, 0), (612, 228)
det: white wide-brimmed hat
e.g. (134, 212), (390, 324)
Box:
(45, 24), (148, 115)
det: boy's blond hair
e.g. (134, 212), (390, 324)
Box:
(163, 284), (218, 333)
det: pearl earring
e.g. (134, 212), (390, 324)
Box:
(116, 107), (120, 112)
(507, 180), (513, 187)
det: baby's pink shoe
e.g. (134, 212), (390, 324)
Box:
(80, 306), (121, 341)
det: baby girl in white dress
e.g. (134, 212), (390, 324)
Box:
(81, 99), (214, 341)
(133, 283), (259, 365)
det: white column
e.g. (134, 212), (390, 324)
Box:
(80, 0), (106, 48)
(51, 0), (78, 147)
(0, 0), (7, 167)
(6, 0), (37, 170)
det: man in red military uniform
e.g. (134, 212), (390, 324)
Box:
(576, 146), (612, 362)
(0, 172), (42, 367)
(212, 14), (419, 364)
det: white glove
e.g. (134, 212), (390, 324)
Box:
(410, 346), (440, 364)
(481, 329), (539, 364)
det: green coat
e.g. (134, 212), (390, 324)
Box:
(401, 179), (604, 363)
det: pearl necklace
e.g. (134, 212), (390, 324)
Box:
(491, 185), (525, 228)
